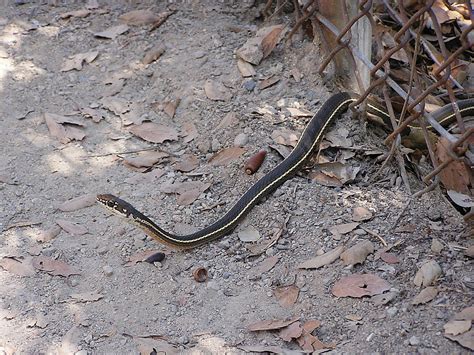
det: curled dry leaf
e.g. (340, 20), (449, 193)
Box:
(208, 147), (245, 166)
(70, 292), (104, 303)
(0, 257), (35, 276)
(340, 240), (374, 265)
(332, 273), (390, 298)
(298, 245), (344, 269)
(258, 75), (280, 90)
(59, 193), (96, 212)
(119, 9), (159, 25)
(123, 151), (169, 169)
(238, 225), (261, 242)
(236, 25), (285, 65)
(32, 256), (80, 277)
(143, 47), (165, 65)
(44, 113), (85, 143)
(174, 154), (199, 172)
(129, 122), (179, 144)
(253, 255), (279, 274)
(274, 285), (299, 308)
(56, 219), (88, 236)
(352, 206), (373, 222)
(247, 316), (300, 331)
(94, 24), (129, 39)
(60, 51), (98, 71)
(204, 80), (232, 101)
(413, 260), (442, 287)
(412, 286), (438, 305)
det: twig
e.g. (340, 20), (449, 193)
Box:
(86, 147), (178, 158)
(391, 197), (413, 230)
(360, 226), (388, 247)
(4, 220), (42, 231)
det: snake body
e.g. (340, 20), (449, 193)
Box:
(97, 92), (474, 248)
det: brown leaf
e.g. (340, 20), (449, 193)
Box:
(332, 274), (390, 298)
(208, 147), (245, 166)
(238, 225), (261, 242)
(176, 182), (211, 206)
(56, 219), (88, 236)
(302, 320), (321, 333)
(44, 113), (85, 143)
(162, 98), (181, 118)
(271, 128), (298, 147)
(133, 336), (177, 355)
(236, 25), (285, 65)
(60, 51), (98, 71)
(94, 24), (129, 39)
(101, 96), (130, 115)
(285, 107), (313, 117)
(215, 112), (237, 131)
(412, 286), (438, 305)
(174, 154), (199, 172)
(380, 251), (400, 264)
(254, 255), (279, 274)
(445, 330), (474, 351)
(59, 9), (91, 19)
(329, 222), (359, 236)
(261, 25), (285, 58)
(312, 162), (360, 186)
(279, 321), (303, 341)
(247, 316), (300, 331)
(70, 292), (104, 303)
(182, 121), (198, 143)
(436, 137), (471, 194)
(238, 345), (291, 354)
(123, 151), (169, 169)
(340, 240), (374, 266)
(309, 171), (342, 187)
(59, 193), (96, 212)
(81, 107), (104, 123)
(444, 320), (472, 336)
(298, 245), (344, 269)
(0, 257), (35, 276)
(352, 207), (373, 222)
(274, 285), (299, 307)
(237, 59), (256, 77)
(35, 226), (61, 243)
(413, 260), (442, 287)
(204, 80), (231, 101)
(130, 122), (179, 144)
(454, 306), (474, 321)
(32, 256), (80, 277)
(119, 9), (159, 25)
(296, 329), (335, 352)
(142, 47), (165, 65)
(258, 75), (280, 90)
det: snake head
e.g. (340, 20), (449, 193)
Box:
(96, 194), (134, 217)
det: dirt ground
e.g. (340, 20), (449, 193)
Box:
(0, 1), (472, 354)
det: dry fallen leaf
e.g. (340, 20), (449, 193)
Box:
(298, 245), (344, 269)
(59, 193), (96, 212)
(119, 9), (159, 25)
(340, 240), (374, 265)
(436, 137), (471, 194)
(454, 306), (474, 321)
(162, 98), (181, 118)
(274, 285), (299, 308)
(444, 320), (472, 336)
(445, 330), (474, 351)
(44, 113), (85, 143)
(35, 226), (61, 243)
(413, 260), (442, 287)
(182, 121), (198, 143)
(123, 151), (169, 169)
(237, 59), (256, 77)
(271, 128), (299, 147)
(371, 291), (398, 305)
(259, 75), (280, 90)
(279, 321), (303, 341)
(204, 80), (232, 101)
(238, 225), (261, 242)
(174, 154), (199, 172)
(133, 336), (177, 355)
(32, 256), (80, 277)
(412, 286), (438, 305)
(236, 25), (285, 65)
(142, 47), (165, 65)
(332, 273), (390, 298)
(94, 24), (129, 39)
(311, 162), (360, 186)
(101, 96), (130, 115)
(56, 219), (88, 236)
(208, 147), (245, 166)
(237, 345), (290, 354)
(380, 251), (401, 264)
(60, 51), (98, 71)
(352, 207), (373, 222)
(247, 316), (300, 331)
(285, 107), (313, 117)
(329, 222), (359, 237)
(130, 122), (179, 144)
(176, 182), (211, 206)
(253, 255), (279, 274)
(70, 292), (104, 303)
(59, 9), (91, 19)
(0, 257), (35, 276)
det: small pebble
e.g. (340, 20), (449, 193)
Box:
(233, 133), (248, 147)
(409, 335), (420, 346)
(103, 265), (114, 277)
(353, 228), (367, 236)
(211, 138), (221, 152)
(386, 307), (398, 317)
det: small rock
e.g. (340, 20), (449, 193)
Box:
(103, 265), (114, 277)
(431, 238), (444, 254)
(233, 133), (248, 147)
(97, 247), (108, 255)
(243, 79), (256, 91)
(211, 138), (221, 152)
(198, 139), (210, 154)
(206, 281), (219, 291)
(218, 240), (230, 249)
(75, 350), (88, 355)
(427, 208), (442, 221)
(409, 335), (420, 346)
(353, 228), (367, 236)
(386, 307), (398, 317)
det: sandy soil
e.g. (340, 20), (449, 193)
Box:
(0, 1), (472, 354)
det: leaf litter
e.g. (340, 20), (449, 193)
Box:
(332, 274), (390, 298)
